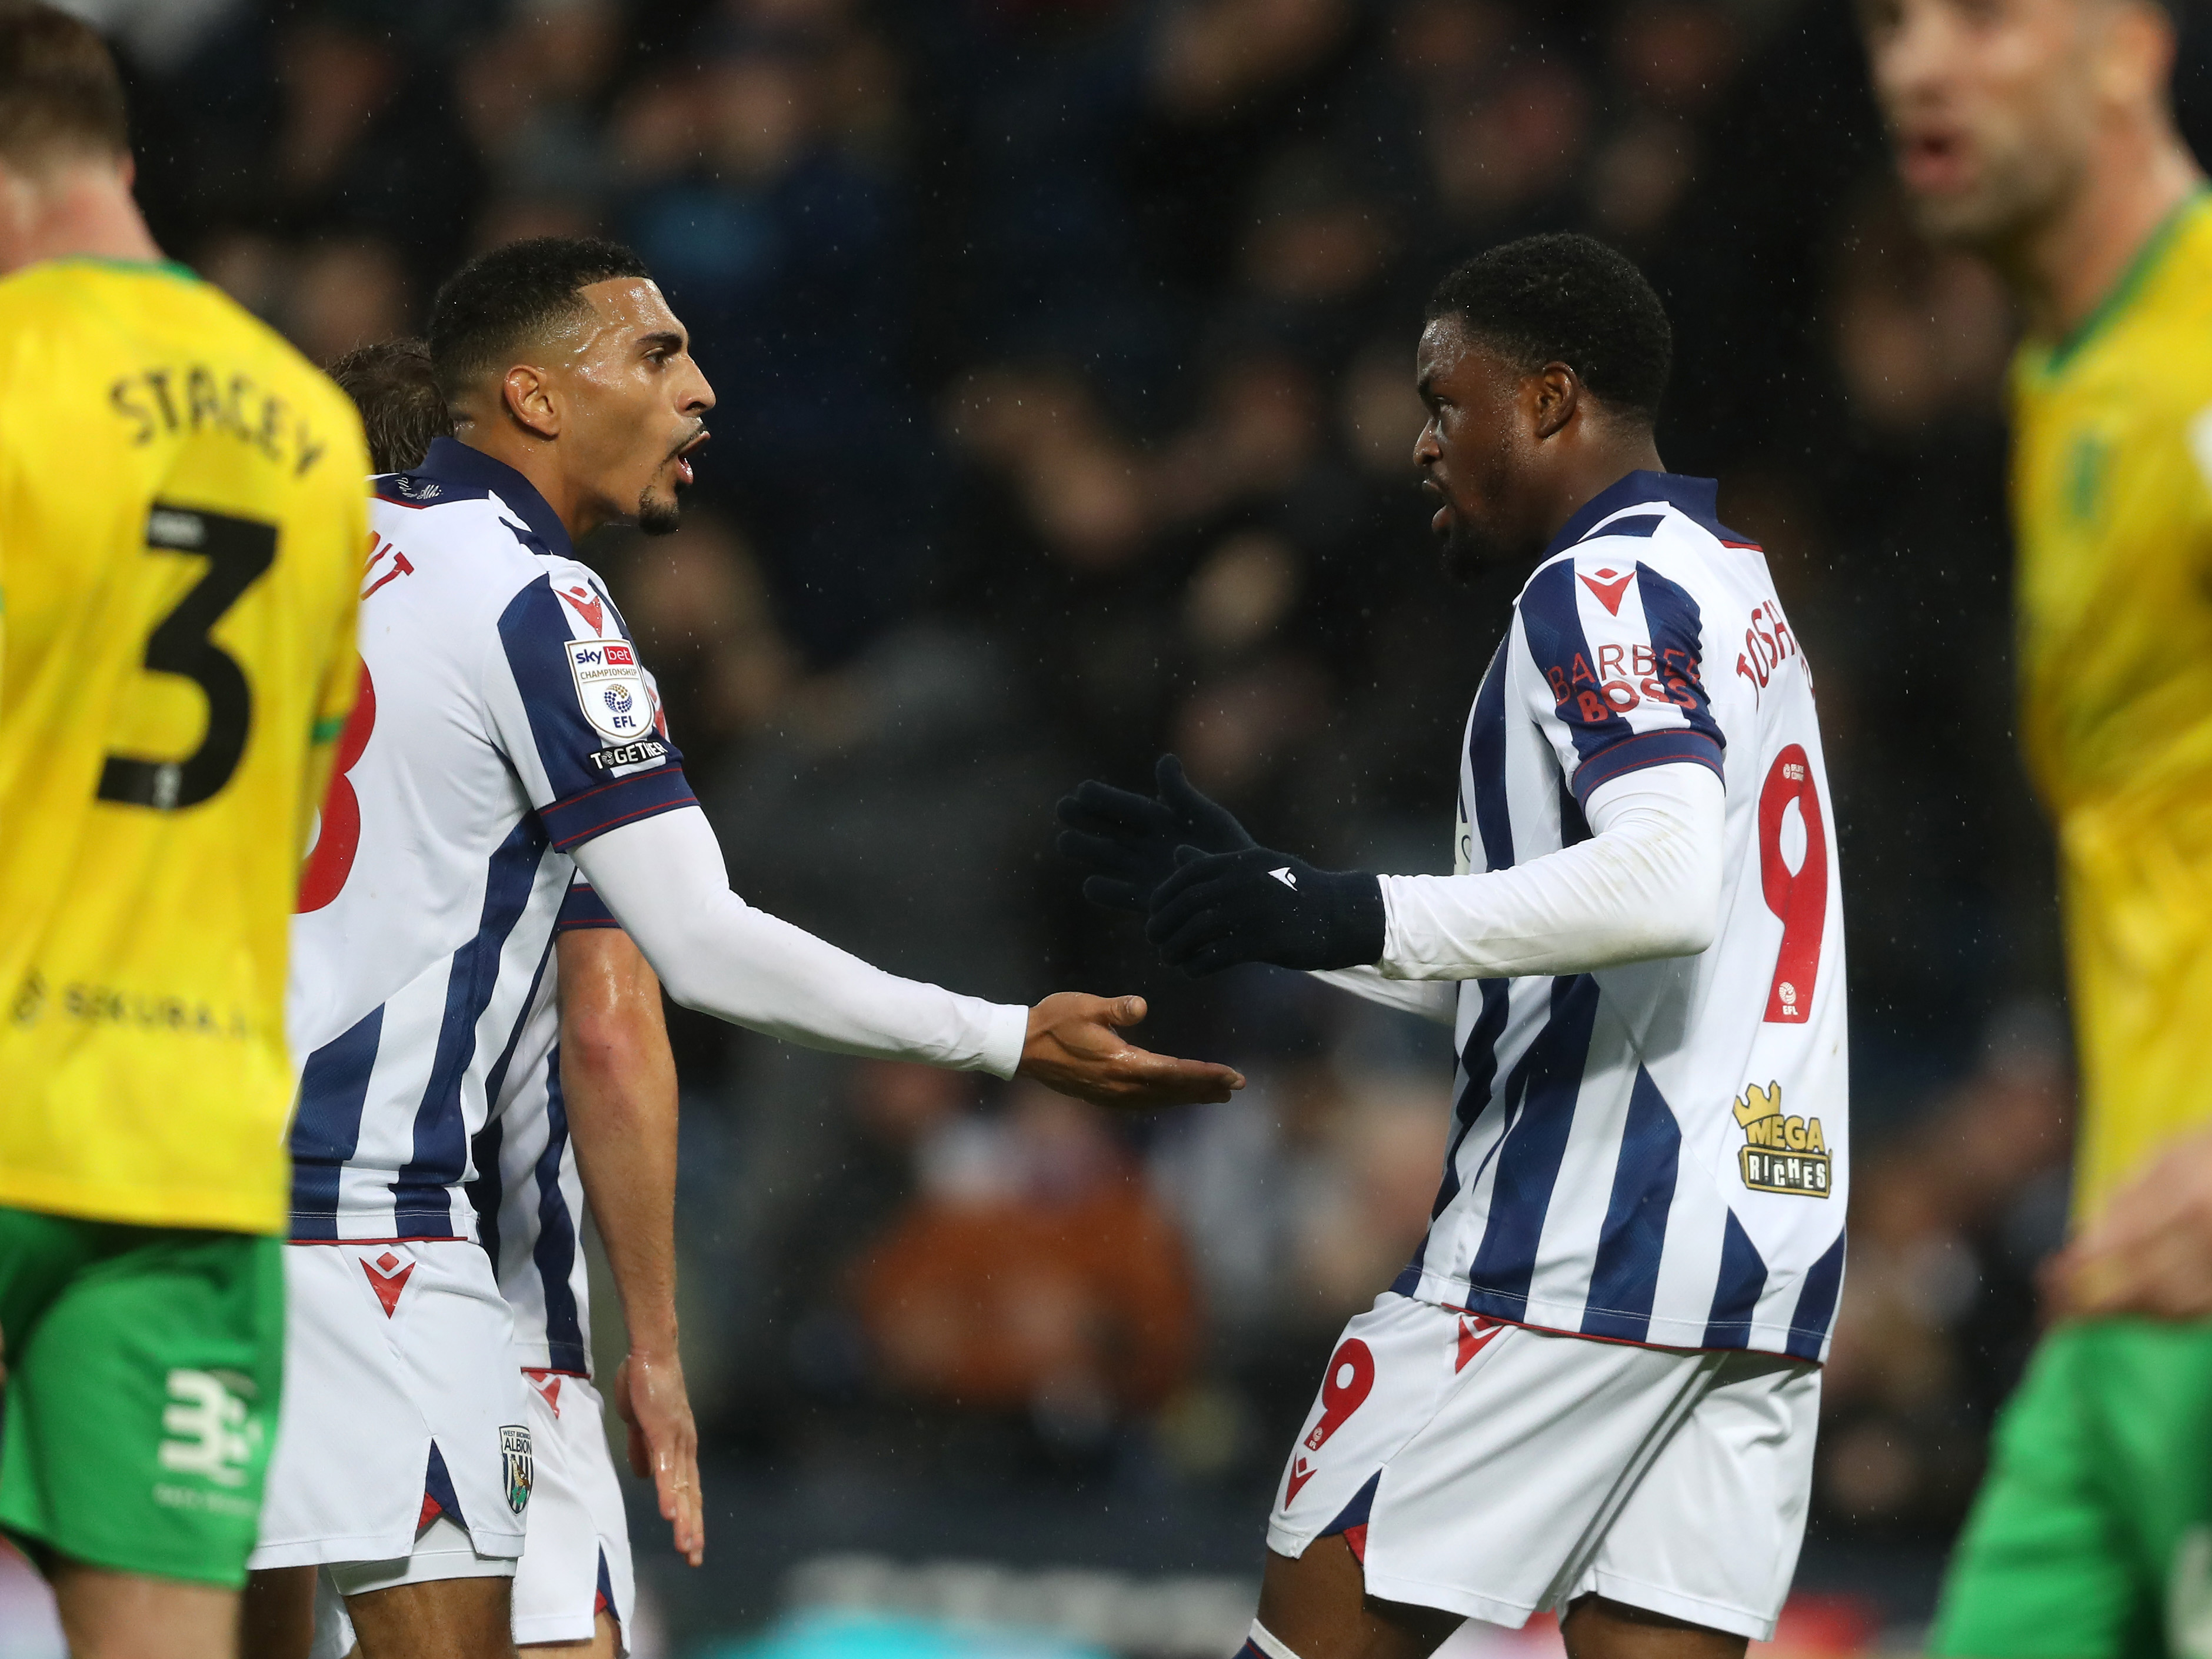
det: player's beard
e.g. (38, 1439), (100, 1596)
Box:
(1434, 460), (1521, 584)
(637, 484), (683, 536)
(639, 427), (704, 535)
(1438, 514), (1500, 584)
(1898, 129), (2081, 258)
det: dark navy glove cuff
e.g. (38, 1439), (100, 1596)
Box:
(1320, 870), (1388, 970)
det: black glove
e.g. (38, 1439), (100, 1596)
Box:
(1055, 754), (1255, 913)
(1145, 844), (1385, 976)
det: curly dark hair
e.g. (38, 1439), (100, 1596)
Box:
(427, 235), (652, 406)
(1426, 234), (1673, 421)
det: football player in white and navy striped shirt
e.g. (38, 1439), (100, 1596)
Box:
(1061, 235), (1845, 1659)
(309, 337), (694, 1659)
(249, 238), (1242, 1659)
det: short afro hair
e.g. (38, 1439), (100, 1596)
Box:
(327, 338), (450, 474)
(1426, 234), (1672, 421)
(427, 236), (652, 405)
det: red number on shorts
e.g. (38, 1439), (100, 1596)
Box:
(1757, 744), (1827, 1023)
(1304, 1338), (1375, 1451)
(297, 664), (375, 914)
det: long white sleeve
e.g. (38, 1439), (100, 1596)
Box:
(1307, 966), (1460, 1025)
(1376, 762), (1725, 982)
(572, 805), (1030, 1077)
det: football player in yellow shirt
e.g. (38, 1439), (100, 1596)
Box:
(0, 6), (366, 1654)
(1861, 0), (2212, 1651)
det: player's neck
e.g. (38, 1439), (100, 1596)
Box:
(1539, 431), (1666, 551)
(455, 427), (605, 544)
(2007, 120), (2201, 342)
(0, 161), (161, 275)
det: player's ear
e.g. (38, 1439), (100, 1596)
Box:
(502, 364), (560, 440)
(1532, 362), (1578, 441)
(2098, 0), (2175, 108)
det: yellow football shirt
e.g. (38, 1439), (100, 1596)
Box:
(2011, 191), (2212, 1224)
(0, 258), (366, 1235)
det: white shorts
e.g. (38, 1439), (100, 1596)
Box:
(307, 1371), (638, 1655)
(512, 1370), (636, 1651)
(1264, 1294), (1820, 1641)
(249, 1240), (531, 1573)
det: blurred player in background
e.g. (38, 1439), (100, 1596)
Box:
(248, 235), (1242, 1659)
(1065, 235), (1846, 1659)
(1863, 0), (2212, 1651)
(0, 4), (367, 1655)
(327, 339), (451, 476)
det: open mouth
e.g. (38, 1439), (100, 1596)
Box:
(1421, 478), (1452, 537)
(1898, 127), (1968, 194)
(671, 427), (709, 487)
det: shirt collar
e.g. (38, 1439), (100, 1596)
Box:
(2037, 186), (2210, 375)
(417, 436), (574, 559)
(1543, 469), (1725, 560)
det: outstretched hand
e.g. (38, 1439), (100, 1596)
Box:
(614, 1348), (704, 1566)
(1018, 991), (1245, 1107)
(1056, 754), (1254, 912)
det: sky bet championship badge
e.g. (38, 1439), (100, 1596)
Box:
(1734, 1081), (1830, 1197)
(567, 637), (651, 742)
(501, 1424), (533, 1514)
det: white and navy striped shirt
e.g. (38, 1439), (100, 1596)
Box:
(1394, 471), (1848, 1361)
(287, 437), (693, 1248)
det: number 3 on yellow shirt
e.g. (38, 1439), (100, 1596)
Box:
(98, 501), (274, 812)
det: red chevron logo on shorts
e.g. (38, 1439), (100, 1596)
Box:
(363, 1250), (415, 1318)
(1456, 1314), (1505, 1372)
(1580, 568), (1635, 615)
(524, 1368), (563, 1417)
(1284, 1456), (1317, 1507)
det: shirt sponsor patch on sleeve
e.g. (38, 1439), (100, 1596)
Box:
(587, 737), (669, 772)
(565, 638), (652, 741)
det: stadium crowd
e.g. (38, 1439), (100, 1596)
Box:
(69, 0), (2173, 1611)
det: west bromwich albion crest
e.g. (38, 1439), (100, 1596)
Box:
(565, 638), (651, 742)
(500, 1424), (533, 1513)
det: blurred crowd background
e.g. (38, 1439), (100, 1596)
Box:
(48, 0), (2212, 1647)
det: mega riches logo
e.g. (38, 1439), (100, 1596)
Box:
(1733, 1081), (1830, 1197)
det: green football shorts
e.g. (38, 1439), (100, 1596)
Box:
(0, 1205), (284, 1587)
(1932, 1317), (2212, 1659)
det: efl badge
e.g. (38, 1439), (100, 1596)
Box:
(500, 1424), (533, 1514)
(565, 638), (650, 742)
(1733, 1081), (1830, 1197)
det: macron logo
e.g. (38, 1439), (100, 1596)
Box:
(1270, 867), (1298, 890)
(559, 585), (606, 634)
(1580, 567), (1635, 615)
